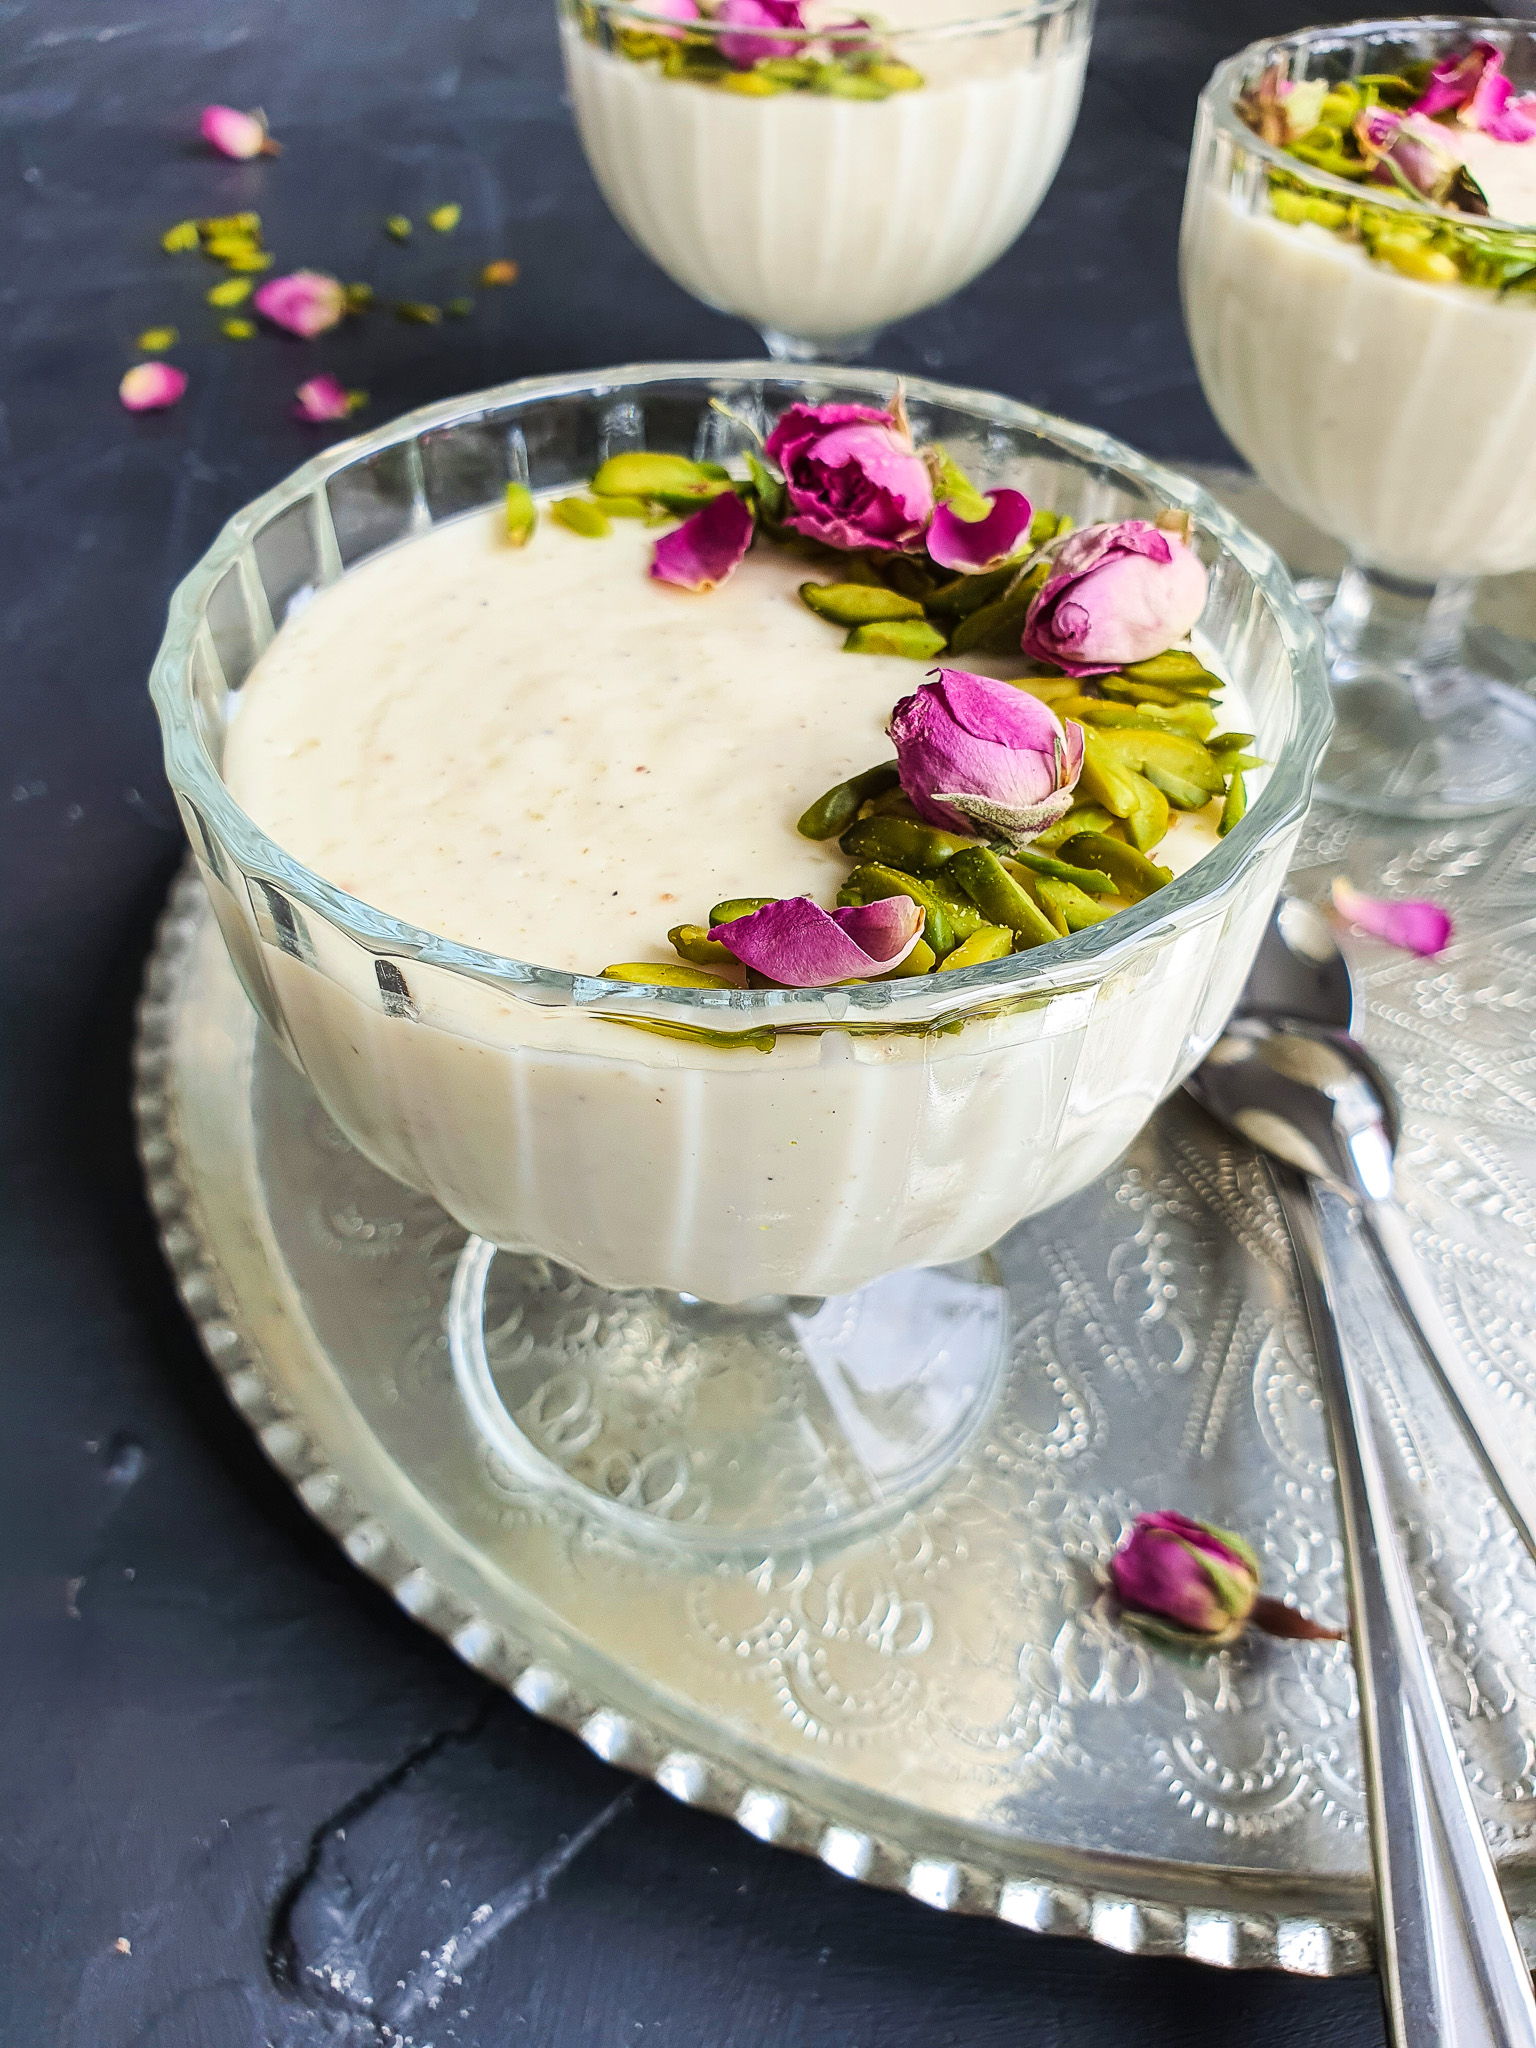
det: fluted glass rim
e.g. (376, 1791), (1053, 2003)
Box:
(568, 0), (1089, 52)
(149, 361), (1330, 1027)
(1201, 16), (1536, 239)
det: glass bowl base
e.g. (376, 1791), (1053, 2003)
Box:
(448, 1237), (1008, 1563)
(759, 324), (879, 364)
(1318, 662), (1536, 820)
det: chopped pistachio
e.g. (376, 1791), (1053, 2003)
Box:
(394, 299), (443, 324)
(384, 214), (412, 242)
(221, 316), (256, 339)
(719, 70), (783, 96)
(135, 326), (178, 351)
(480, 259), (519, 286)
(428, 202), (462, 232)
(222, 249), (274, 272)
(161, 220), (200, 253)
(446, 295), (475, 318)
(505, 482), (537, 547)
(206, 277), (253, 307)
(550, 495), (611, 538)
(866, 61), (923, 91)
(197, 212), (261, 236)
(344, 282), (375, 312)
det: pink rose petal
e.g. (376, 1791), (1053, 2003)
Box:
(1021, 518), (1209, 678)
(119, 361), (188, 412)
(649, 489), (755, 591)
(253, 270), (347, 339)
(293, 374), (353, 423)
(709, 895), (924, 987)
(1331, 878), (1453, 958)
(926, 489), (1033, 575)
(199, 104), (278, 160)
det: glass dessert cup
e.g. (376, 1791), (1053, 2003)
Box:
(1183, 18), (1536, 820)
(149, 364), (1328, 1561)
(558, 0), (1094, 362)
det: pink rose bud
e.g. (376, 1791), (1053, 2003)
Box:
(199, 104), (280, 160)
(708, 895), (925, 987)
(1331, 878), (1453, 958)
(1020, 518), (1209, 678)
(119, 361), (188, 412)
(650, 489), (755, 591)
(293, 374), (354, 423)
(633, 0), (701, 34)
(1111, 1511), (1260, 1646)
(887, 668), (1084, 843)
(764, 399), (934, 554)
(926, 488), (1033, 575)
(714, 0), (806, 67)
(253, 270), (347, 339)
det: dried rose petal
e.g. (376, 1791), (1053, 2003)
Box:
(199, 104), (279, 160)
(650, 489), (755, 591)
(926, 489), (1033, 575)
(1331, 878), (1453, 957)
(709, 895), (924, 987)
(253, 270), (347, 338)
(119, 362), (188, 412)
(714, 0), (806, 66)
(293, 374), (354, 423)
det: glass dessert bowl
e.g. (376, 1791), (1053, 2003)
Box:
(1183, 17), (1536, 818)
(559, 0), (1094, 361)
(149, 364), (1327, 1559)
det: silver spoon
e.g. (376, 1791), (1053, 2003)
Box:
(1188, 903), (1536, 2048)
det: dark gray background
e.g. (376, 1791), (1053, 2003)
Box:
(2, 0), (1391, 2039)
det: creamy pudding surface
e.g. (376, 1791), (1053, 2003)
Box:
(225, 508), (1234, 978)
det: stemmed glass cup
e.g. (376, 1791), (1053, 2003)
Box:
(558, 0), (1094, 362)
(1183, 18), (1536, 818)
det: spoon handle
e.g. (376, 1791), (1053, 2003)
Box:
(1363, 1196), (1536, 1568)
(1274, 1167), (1536, 2048)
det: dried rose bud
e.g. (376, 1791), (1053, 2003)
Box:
(293, 374), (355, 424)
(714, 0), (806, 67)
(887, 668), (1084, 843)
(1111, 1512), (1260, 1647)
(650, 490), (755, 592)
(1331, 878), (1453, 958)
(1410, 40), (1536, 142)
(1020, 518), (1209, 678)
(200, 104), (280, 160)
(764, 398), (934, 555)
(253, 270), (346, 338)
(119, 362), (188, 412)
(709, 895), (924, 987)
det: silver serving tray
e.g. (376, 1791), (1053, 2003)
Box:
(134, 479), (1536, 1978)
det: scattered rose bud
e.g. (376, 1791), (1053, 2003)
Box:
(1331, 878), (1453, 957)
(887, 668), (1084, 843)
(200, 104), (280, 160)
(428, 202), (462, 232)
(1020, 518), (1209, 678)
(135, 325), (178, 352)
(650, 489), (755, 592)
(714, 0), (806, 66)
(927, 489), (1033, 575)
(253, 270), (346, 338)
(1360, 110), (1465, 204)
(293, 374), (356, 423)
(119, 362), (188, 412)
(1410, 40), (1536, 142)
(765, 398), (934, 554)
(481, 259), (520, 286)
(1111, 1510), (1343, 1650)
(709, 895), (924, 987)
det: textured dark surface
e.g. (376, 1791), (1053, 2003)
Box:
(0, 0), (1391, 2040)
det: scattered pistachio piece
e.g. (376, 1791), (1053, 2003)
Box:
(221, 316), (257, 339)
(801, 581), (926, 627)
(593, 494), (651, 519)
(719, 70), (783, 95)
(161, 220), (199, 254)
(867, 61), (924, 91)
(385, 214), (413, 242)
(943, 848), (1059, 948)
(1219, 772), (1247, 836)
(394, 300), (443, 324)
(591, 450), (717, 499)
(1035, 877), (1117, 930)
(797, 762), (901, 841)
(223, 249), (274, 272)
(1060, 832), (1171, 902)
(505, 482), (537, 548)
(838, 816), (977, 873)
(135, 326), (178, 352)
(446, 296), (475, 318)
(206, 277), (253, 307)
(877, 938), (937, 980)
(550, 495), (611, 538)
(344, 282), (375, 312)
(601, 962), (735, 989)
(428, 202), (462, 232)
(669, 924), (739, 968)
(844, 619), (948, 659)
(480, 259), (519, 287)
(938, 924), (1013, 970)
(709, 897), (778, 926)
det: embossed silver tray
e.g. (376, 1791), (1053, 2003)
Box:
(134, 478), (1536, 1979)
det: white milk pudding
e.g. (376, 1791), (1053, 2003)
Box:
(1183, 41), (1536, 582)
(220, 449), (1265, 1304)
(559, 0), (1090, 348)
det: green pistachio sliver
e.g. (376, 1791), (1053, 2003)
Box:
(837, 863), (980, 957)
(801, 581), (926, 626)
(819, 64), (892, 99)
(756, 57), (820, 86)
(943, 847), (1058, 948)
(1143, 763), (1213, 811)
(550, 495), (611, 538)
(1076, 729), (1142, 820)
(1031, 803), (1114, 852)
(1207, 731), (1256, 756)
(928, 447), (990, 523)
(797, 760), (900, 840)
(868, 61), (924, 92)
(594, 494), (652, 519)
(591, 451), (717, 499)
(947, 563), (1048, 656)
(719, 69), (784, 95)
(1061, 695), (1216, 739)
(1028, 508), (1072, 546)
(1060, 832), (1171, 902)
(1219, 772), (1248, 837)
(505, 482), (537, 547)
(1035, 877), (1117, 931)
(1093, 726), (1226, 797)
(606, 1016), (776, 1054)
(742, 449), (786, 523)
(938, 924), (1013, 971)
(1004, 846), (1116, 895)
(925, 562), (1020, 616)
(385, 214), (413, 241)
(1124, 772), (1170, 852)
(709, 896), (777, 926)
(1119, 650), (1220, 687)
(1214, 751), (1264, 774)
(649, 482), (737, 514)
(839, 815), (979, 873)
(395, 300), (443, 324)
(844, 619), (948, 659)
(877, 938), (937, 980)
(1095, 676), (1185, 707)
(601, 961), (734, 989)
(669, 924), (738, 968)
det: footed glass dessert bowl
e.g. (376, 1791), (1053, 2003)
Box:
(149, 364), (1327, 1558)
(1183, 18), (1536, 818)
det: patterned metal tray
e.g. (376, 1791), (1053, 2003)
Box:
(133, 476), (1536, 1978)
